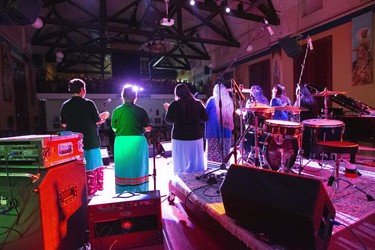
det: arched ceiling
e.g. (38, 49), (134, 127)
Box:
(32, 0), (279, 75)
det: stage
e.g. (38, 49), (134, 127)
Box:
(169, 158), (375, 250)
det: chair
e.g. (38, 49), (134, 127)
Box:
(316, 141), (374, 201)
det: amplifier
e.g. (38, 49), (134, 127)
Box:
(0, 134), (83, 168)
(88, 190), (163, 250)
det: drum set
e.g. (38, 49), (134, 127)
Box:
(237, 88), (346, 173)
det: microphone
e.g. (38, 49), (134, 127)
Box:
(263, 19), (274, 36)
(102, 98), (112, 106)
(307, 36), (313, 50)
(231, 79), (245, 101)
(249, 92), (257, 105)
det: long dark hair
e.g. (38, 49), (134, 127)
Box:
(300, 85), (318, 108)
(175, 84), (193, 100)
(174, 83), (200, 123)
(273, 84), (290, 104)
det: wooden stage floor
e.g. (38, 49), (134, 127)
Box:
(96, 148), (375, 250)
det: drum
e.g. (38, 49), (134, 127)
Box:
(302, 119), (345, 159)
(263, 134), (298, 171)
(247, 112), (272, 128)
(263, 120), (303, 138)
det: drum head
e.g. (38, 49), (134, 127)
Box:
(302, 118), (344, 128)
(265, 119), (302, 127)
(265, 135), (298, 171)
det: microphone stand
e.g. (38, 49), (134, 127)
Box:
(295, 39), (312, 122)
(199, 22), (270, 174)
(295, 40), (311, 174)
(218, 84), (227, 170)
(150, 128), (157, 190)
(196, 84), (230, 181)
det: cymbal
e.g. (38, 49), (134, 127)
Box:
(227, 88), (252, 93)
(273, 106), (308, 112)
(239, 106), (274, 113)
(313, 89), (346, 97)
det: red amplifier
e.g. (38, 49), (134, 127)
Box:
(88, 190), (163, 250)
(0, 133), (83, 168)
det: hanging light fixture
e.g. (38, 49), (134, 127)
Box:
(140, 39), (174, 53)
(32, 17), (43, 29)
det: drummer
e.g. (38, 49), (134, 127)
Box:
(270, 84), (292, 121)
(245, 85), (270, 125)
(246, 85), (269, 106)
(294, 84), (319, 121)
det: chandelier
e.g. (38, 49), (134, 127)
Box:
(140, 39), (174, 53)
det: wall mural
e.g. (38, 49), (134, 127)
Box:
(352, 11), (373, 86)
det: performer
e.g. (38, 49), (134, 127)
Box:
(111, 85), (152, 193)
(245, 85), (270, 124)
(294, 84), (319, 121)
(60, 78), (109, 198)
(247, 85), (269, 105)
(270, 84), (292, 120)
(164, 84), (208, 174)
(205, 83), (234, 163)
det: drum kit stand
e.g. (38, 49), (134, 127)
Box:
(233, 86), (349, 175)
(237, 104), (305, 172)
(238, 105), (272, 168)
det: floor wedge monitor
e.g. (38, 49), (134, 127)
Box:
(220, 164), (335, 250)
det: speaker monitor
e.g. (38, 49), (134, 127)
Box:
(220, 164), (335, 249)
(100, 147), (110, 165)
(88, 190), (163, 249)
(160, 141), (172, 158)
(279, 36), (302, 58)
(0, 0), (43, 25)
(0, 160), (88, 250)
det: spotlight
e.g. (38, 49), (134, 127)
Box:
(222, 0), (230, 13)
(32, 17), (43, 29)
(56, 51), (64, 59)
(246, 44), (253, 52)
(189, 0), (195, 6)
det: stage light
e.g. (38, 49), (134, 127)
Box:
(124, 84), (143, 92)
(189, 0), (195, 6)
(56, 51), (64, 59)
(32, 17), (43, 29)
(246, 44), (253, 52)
(222, 0), (230, 13)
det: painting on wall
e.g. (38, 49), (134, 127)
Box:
(271, 48), (282, 86)
(352, 12), (373, 86)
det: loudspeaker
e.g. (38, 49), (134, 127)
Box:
(220, 164), (335, 250)
(160, 141), (172, 158)
(0, 160), (88, 250)
(0, 0), (43, 25)
(100, 147), (110, 165)
(88, 190), (163, 249)
(279, 36), (302, 58)
(204, 66), (211, 74)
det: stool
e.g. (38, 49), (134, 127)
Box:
(316, 141), (374, 201)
